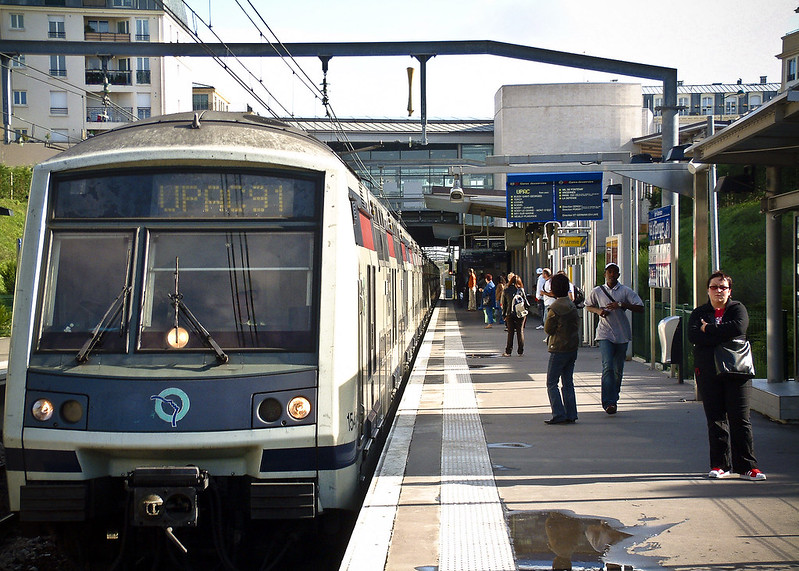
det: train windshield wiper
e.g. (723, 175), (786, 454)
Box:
(76, 285), (131, 363)
(169, 257), (228, 364)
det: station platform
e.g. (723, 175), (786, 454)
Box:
(340, 301), (799, 571)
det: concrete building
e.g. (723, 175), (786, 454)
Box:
(2, 0), (193, 145)
(192, 83), (230, 112)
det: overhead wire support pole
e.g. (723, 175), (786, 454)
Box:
(414, 55), (433, 146)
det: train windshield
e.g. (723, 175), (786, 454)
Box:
(38, 232), (134, 352)
(139, 231), (316, 352)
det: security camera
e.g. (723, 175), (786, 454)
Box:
(450, 187), (464, 201)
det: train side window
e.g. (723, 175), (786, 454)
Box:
(37, 232), (134, 352)
(139, 231), (317, 352)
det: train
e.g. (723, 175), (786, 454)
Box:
(2, 111), (439, 566)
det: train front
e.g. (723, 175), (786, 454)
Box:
(2, 114), (356, 556)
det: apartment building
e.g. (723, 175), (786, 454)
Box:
(642, 77), (780, 129)
(2, 0), (193, 144)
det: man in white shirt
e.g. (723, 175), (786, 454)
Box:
(584, 263), (644, 415)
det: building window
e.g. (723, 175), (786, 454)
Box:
(50, 91), (68, 115)
(13, 129), (28, 142)
(50, 55), (66, 77)
(136, 19), (150, 41)
(10, 14), (24, 29)
(724, 95), (738, 115)
(787, 57), (797, 83)
(12, 90), (27, 106)
(86, 20), (109, 33)
(137, 92), (151, 119)
(136, 58), (151, 84)
(653, 97), (663, 116)
(48, 16), (66, 39)
(113, 0), (133, 6)
(749, 94), (762, 110)
(678, 96), (689, 116)
(193, 93), (210, 110)
(117, 20), (129, 34)
(11, 55), (25, 68)
(51, 129), (69, 143)
(701, 96), (713, 115)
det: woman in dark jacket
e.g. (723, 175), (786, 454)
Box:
(687, 270), (766, 481)
(543, 273), (580, 424)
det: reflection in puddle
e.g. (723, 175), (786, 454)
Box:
(510, 510), (635, 570)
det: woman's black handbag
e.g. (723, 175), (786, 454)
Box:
(714, 338), (755, 379)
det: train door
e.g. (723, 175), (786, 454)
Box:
(357, 272), (366, 445)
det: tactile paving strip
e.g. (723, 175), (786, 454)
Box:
(440, 306), (516, 571)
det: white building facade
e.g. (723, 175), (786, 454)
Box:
(2, 0), (193, 145)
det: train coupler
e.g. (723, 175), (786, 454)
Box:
(126, 466), (209, 532)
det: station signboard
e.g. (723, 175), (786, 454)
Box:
(648, 205), (672, 288)
(506, 172), (603, 223)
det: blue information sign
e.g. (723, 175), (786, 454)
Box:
(506, 172), (603, 222)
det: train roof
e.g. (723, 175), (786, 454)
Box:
(46, 111), (339, 166)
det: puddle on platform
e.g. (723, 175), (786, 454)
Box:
(509, 510), (674, 570)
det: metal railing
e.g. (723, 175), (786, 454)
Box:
(86, 106), (134, 123)
(85, 69), (132, 86)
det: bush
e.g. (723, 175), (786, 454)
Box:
(0, 260), (15, 294)
(0, 304), (10, 336)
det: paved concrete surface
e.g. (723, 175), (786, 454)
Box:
(366, 301), (799, 570)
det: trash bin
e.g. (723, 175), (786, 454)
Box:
(657, 315), (683, 383)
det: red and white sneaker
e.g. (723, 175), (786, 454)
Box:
(742, 468), (767, 481)
(708, 467), (731, 479)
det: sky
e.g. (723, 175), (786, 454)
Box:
(181, 0), (799, 119)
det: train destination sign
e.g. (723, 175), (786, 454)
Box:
(53, 170), (318, 220)
(506, 172), (603, 223)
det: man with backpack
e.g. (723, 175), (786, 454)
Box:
(584, 263), (645, 415)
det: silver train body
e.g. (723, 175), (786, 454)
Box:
(3, 112), (438, 537)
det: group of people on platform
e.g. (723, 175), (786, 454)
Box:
(463, 262), (767, 482)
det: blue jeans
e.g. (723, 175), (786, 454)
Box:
(547, 350), (578, 421)
(599, 339), (628, 408)
(484, 306), (495, 324)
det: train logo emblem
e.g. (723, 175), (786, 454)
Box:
(151, 388), (191, 427)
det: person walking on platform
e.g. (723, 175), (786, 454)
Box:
(543, 273), (580, 424)
(584, 263), (644, 414)
(502, 275), (529, 356)
(540, 268), (555, 329)
(467, 268), (477, 311)
(535, 268), (547, 329)
(495, 274), (507, 325)
(482, 274), (496, 328)
(687, 271), (766, 481)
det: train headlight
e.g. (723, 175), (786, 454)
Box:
(32, 398), (55, 422)
(166, 326), (190, 349)
(287, 396), (311, 420)
(61, 399), (84, 424)
(258, 398), (283, 423)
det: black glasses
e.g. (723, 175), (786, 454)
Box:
(708, 285), (730, 291)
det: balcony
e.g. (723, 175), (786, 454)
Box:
(84, 31), (131, 42)
(50, 69), (67, 77)
(85, 69), (132, 86)
(137, 107), (151, 120)
(48, 31), (67, 39)
(135, 34), (150, 41)
(136, 70), (151, 84)
(87, 106), (134, 123)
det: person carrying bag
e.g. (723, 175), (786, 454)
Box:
(687, 270), (766, 481)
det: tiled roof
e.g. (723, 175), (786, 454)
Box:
(642, 83), (781, 95)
